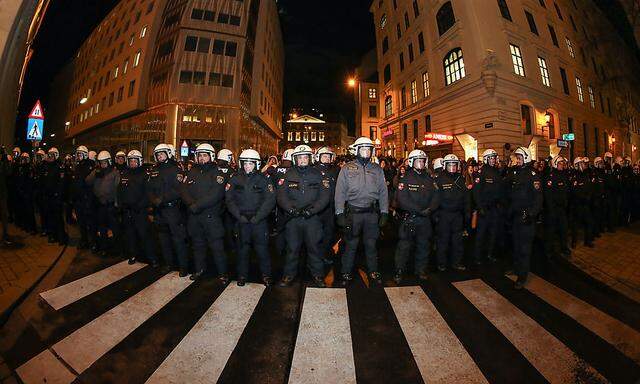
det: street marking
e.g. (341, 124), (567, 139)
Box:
(385, 287), (488, 383)
(508, 273), (640, 364)
(145, 283), (265, 384)
(49, 273), (191, 376)
(40, 260), (147, 310)
(288, 288), (356, 384)
(454, 279), (608, 384)
(16, 349), (76, 384)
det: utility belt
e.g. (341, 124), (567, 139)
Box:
(123, 206), (146, 214)
(346, 202), (379, 214)
(159, 200), (180, 209)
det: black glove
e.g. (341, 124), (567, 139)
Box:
(420, 208), (432, 217)
(521, 210), (532, 224)
(287, 208), (299, 217)
(250, 216), (259, 224)
(379, 213), (389, 227)
(478, 207), (486, 216)
(189, 204), (199, 214)
(336, 213), (346, 227)
(238, 215), (249, 224)
(302, 209), (313, 218)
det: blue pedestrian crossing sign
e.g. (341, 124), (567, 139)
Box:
(27, 118), (44, 141)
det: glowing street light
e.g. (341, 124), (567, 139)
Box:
(347, 77), (356, 88)
(79, 97), (88, 104)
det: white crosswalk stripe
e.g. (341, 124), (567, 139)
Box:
(508, 273), (640, 364)
(40, 260), (147, 310)
(454, 279), (609, 384)
(146, 283), (265, 384)
(288, 288), (356, 384)
(385, 286), (488, 383)
(17, 273), (192, 384)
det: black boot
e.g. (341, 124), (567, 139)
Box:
(262, 275), (274, 287)
(339, 273), (352, 287)
(190, 270), (205, 281)
(237, 277), (246, 286)
(417, 270), (429, 281)
(393, 269), (404, 285)
(452, 263), (467, 271)
(219, 273), (230, 286)
(369, 271), (382, 287)
(312, 276), (326, 288)
(128, 257), (137, 265)
(514, 275), (527, 290)
(278, 276), (294, 287)
(179, 269), (189, 278)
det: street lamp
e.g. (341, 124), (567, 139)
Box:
(79, 97), (87, 104)
(347, 77), (356, 88)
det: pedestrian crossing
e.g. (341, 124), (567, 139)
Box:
(14, 261), (640, 383)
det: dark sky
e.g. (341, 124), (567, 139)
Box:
(16, 0), (637, 141)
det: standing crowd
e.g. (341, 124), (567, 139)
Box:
(1, 137), (639, 289)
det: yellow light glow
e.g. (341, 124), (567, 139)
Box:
(348, 78), (356, 87)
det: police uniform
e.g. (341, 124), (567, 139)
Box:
(147, 159), (189, 274)
(434, 170), (470, 269)
(506, 165), (543, 281)
(570, 168), (594, 247)
(315, 162), (340, 264)
(276, 166), (331, 282)
(591, 167), (607, 237)
(543, 168), (570, 258)
(181, 162), (228, 278)
(87, 165), (120, 254)
(42, 159), (67, 243)
(472, 164), (505, 263)
(225, 170), (276, 281)
(72, 158), (96, 248)
(217, 160), (236, 252)
(268, 163), (291, 257)
(335, 159), (389, 277)
(16, 160), (36, 233)
(394, 167), (439, 276)
(118, 165), (157, 265)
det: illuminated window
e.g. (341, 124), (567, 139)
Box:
(385, 95), (393, 117)
(565, 37), (575, 58)
(295, 132), (301, 141)
(183, 115), (192, 122)
(311, 132), (317, 141)
(114, 66), (119, 78)
(422, 71), (430, 97)
(319, 132), (325, 141)
(576, 76), (584, 102)
(287, 132), (292, 141)
(303, 132), (309, 142)
(380, 14), (387, 29)
(538, 57), (550, 86)
(588, 85), (595, 108)
(510, 44), (525, 76)
(140, 25), (147, 38)
(368, 88), (377, 99)
(443, 48), (465, 85)
(410, 80), (417, 104)
(134, 50), (141, 67)
(123, 59), (129, 74)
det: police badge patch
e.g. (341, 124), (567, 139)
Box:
(322, 179), (330, 189)
(177, 174), (184, 182)
(267, 184), (274, 192)
(216, 175), (224, 184)
(533, 181), (541, 190)
(225, 183), (231, 191)
(398, 183), (404, 190)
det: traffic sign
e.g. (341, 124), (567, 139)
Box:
(28, 100), (45, 119)
(557, 140), (570, 148)
(180, 140), (189, 157)
(26, 118), (44, 141)
(562, 133), (575, 141)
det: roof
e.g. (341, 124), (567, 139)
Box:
(286, 114), (326, 124)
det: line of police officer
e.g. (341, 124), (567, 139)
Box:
(5, 137), (639, 290)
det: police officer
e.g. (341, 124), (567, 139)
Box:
(118, 150), (158, 266)
(114, 151), (127, 172)
(434, 154), (469, 272)
(216, 148), (235, 182)
(602, 152), (618, 231)
(277, 145), (331, 287)
(591, 157), (607, 237)
(71, 146), (96, 249)
(314, 146), (340, 266)
(620, 156), (633, 226)
(570, 157), (594, 248)
(394, 149), (439, 283)
(268, 148), (294, 258)
(335, 137), (389, 286)
(16, 152), (37, 234)
(147, 143), (189, 277)
(225, 149), (276, 286)
(42, 148), (67, 244)
(33, 149), (47, 236)
(181, 143), (228, 283)
(216, 148), (237, 251)
(506, 147), (543, 289)
(544, 156), (571, 260)
(432, 157), (444, 177)
(87, 151), (121, 255)
(472, 149), (505, 264)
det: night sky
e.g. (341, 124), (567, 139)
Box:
(15, 0), (637, 142)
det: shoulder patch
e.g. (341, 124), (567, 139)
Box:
(267, 184), (274, 193)
(398, 183), (404, 190)
(322, 179), (330, 189)
(533, 181), (541, 190)
(216, 175), (224, 184)
(531, 170), (536, 176)
(547, 180), (553, 186)
(225, 183), (231, 191)
(177, 174), (184, 183)
(474, 177), (480, 184)
(278, 178), (285, 186)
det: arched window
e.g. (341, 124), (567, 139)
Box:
(436, 2), (456, 36)
(443, 48), (465, 85)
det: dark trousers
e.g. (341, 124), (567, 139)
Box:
(571, 203), (592, 245)
(188, 212), (227, 275)
(45, 199), (65, 241)
(592, 197), (605, 235)
(511, 218), (535, 279)
(318, 207), (337, 263)
(604, 194), (617, 231)
(395, 215), (432, 273)
(75, 197), (95, 246)
(154, 206), (188, 271)
(237, 220), (271, 278)
(473, 205), (501, 262)
(17, 193), (36, 232)
(341, 211), (379, 274)
(0, 196), (8, 239)
(96, 203), (118, 251)
(123, 209), (157, 263)
(544, 209), (569, 257)
(283, 216), (324, 278)
(436, 210), (464, 267)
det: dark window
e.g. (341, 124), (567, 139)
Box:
(418, 32), (425, 53)
(548, 25), (559, 46)
(185, 36), (197, 51)
(569, 14), (577, 31)
(393, 0), (397, 9)
(497, 0), (512, 21)
(384, 64), (391, 84)
(209, 72), (221, 86)
(607, 97), (612, 117)
(128, 80), (135, 97)
(203, 10), (215, 21)
(399, 52), (405, 71)
(221, 74), (234, 87)
(158, 40), (173, 58)
(191, 8), (204, 20)
(109, 92), (114, 106)
(413, 119), (418, 140)
(583, 123), (588, 155)
(225, 41), (237, 57)
(179, 70), (193, 84)
(408, 43), (414, 62)
(135, 11), (141, 23)
(385, 95), (393, 117)
(554, 2), (563, 20)
(218, 13), (230, 24)
(147, 1), (154, 14)
(382, 36), (389, 54)
(599, 92), (605, 113)
(401, 86), (407, 108)
(594, 127), (599, 154)
(436, 2), (455, 36)
(538, 0), (546, 8)
(197, 37), (210, 53)
(403, 124), (408, 142)
(369, 105), (377, 117)
(559, 67), (569, 94)
(404, 12), (410, 29)
(413, 0), (420, 17)
(549, 113), (555, 139)
(425, 115), (431, 132)
(396, 24), (402, 39)
(230, 15), (241, 25)
(521, 105), (532, 135)
(193, 71), (206, 85)
(568, 117), (574, 160)
(117, 86), (124, 102)
(212, 39), (225, 54)
(525, 11), (539, 35)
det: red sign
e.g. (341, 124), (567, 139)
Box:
(424, 139), (440, 146)
(382, 129), (394, 138)
(424, 133), (453, 142)
(28, 100), (44, 119)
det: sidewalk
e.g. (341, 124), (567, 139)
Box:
(0, 225), (65, 323)
(569, 223), (640, 303)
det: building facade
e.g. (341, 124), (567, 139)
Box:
(354, 49), (381, 140)
(369, 0), (640, 162)
(63, 0), (283, 160)
(281, 114), (353, 155)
